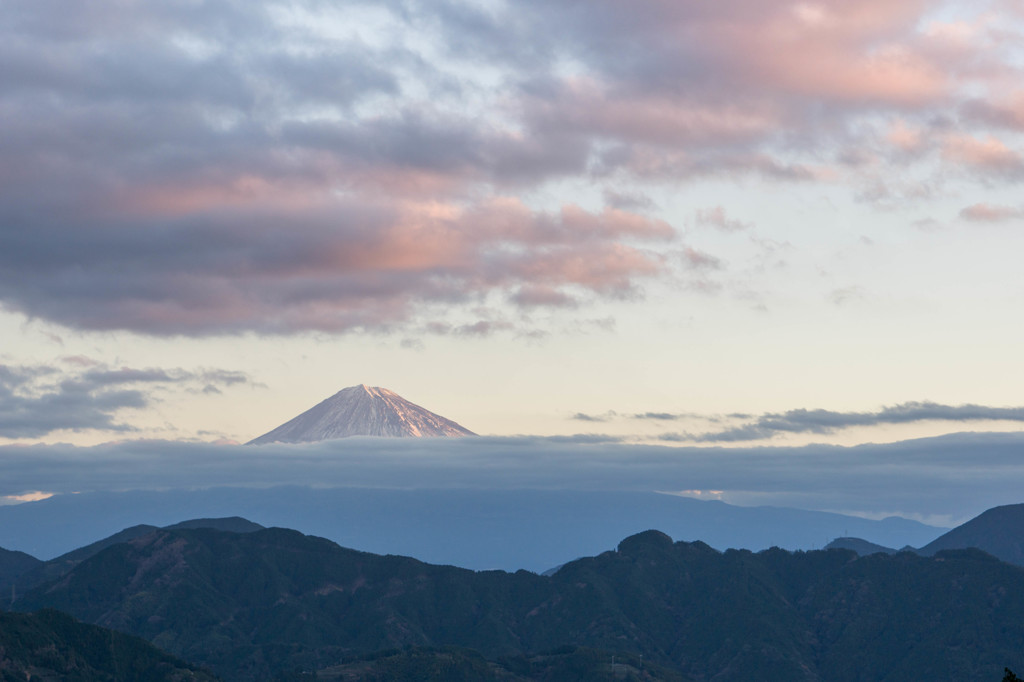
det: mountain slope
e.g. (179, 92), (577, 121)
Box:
(823, 537), (897, 556)
(164, 516), (264, 533)
(18, 524), (1024, 681)
(0, 608), (218, 681)
(248, 384), (475, 443)
(919, 503), (1024, 564)
(0, 546), (41, 592)
(9, 517), (267, 594)
(310, 646), (687, 681)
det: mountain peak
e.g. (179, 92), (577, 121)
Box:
(247, 385), (476, 444)
(918, 503), (1024, 565)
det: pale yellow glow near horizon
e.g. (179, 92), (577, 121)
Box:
(4, 291), (1024, 449)
(0, 491), (55, 505)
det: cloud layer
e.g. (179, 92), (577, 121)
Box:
(666, 402), (1024, 442)
(3, 432), (1024, 521)
(1, 1), (1021, 335)
(572, 401), (1024, 442)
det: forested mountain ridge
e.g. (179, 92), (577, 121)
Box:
(0, 608), (218, 681)
(0, 545), (41, 590)
(920, 503), (1024, 564)
(827, 503), (1024, 567)
(14, 525), (1024, 681)
(1, 517), (266, 594)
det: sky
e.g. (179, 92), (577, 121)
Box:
(2, 0), (1024, 521)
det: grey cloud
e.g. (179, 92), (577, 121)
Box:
(61, 356), (102, 368)
(661, 424), (775, 443)
(80, 369), (179, 387)
(828, 287), (868, 306)
(603, 189), (655, 211)
(470, 2), (927, 179)
(509, 286), (578, 308)
(0, 195), (674, 334)
(4, 432), (1024, 520)
(680, 401), (1024, 442)
(453, 321), (515, 337)
(961, 98), (1024, 132)
(0, 362), (253, 438)
(419, 319), (538, 339)
(200, 370), (250, 386)
(695, 206), (752, 232)
(260, 49), (401, 107)
(680, 247), (723, 271)
(0, 371), (143, 439)
(522, 434), (625, 445)
(591, 145), (821, 182)
(571, 411), (618, 423)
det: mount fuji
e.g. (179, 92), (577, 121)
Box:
(247, 384), (476, 444)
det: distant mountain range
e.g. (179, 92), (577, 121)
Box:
(1, 517), (264, 594)
(7, 509), (1024, 681)
(826, 503), (1024, 566)
(822, 536), (899, 556)
(247, 384), (476, 443)
(0, 487), (946, 571)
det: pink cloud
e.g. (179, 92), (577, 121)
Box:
(942, 134), (1024, 176)
(681, 248), (723, 271)
(525, 78), (781, 147)
(3, 0), (1023, 340)
(0, 189), (678, 334)
(886, 120), (927, 154)
(510, 0), (1008, 186)
(964, 92), (1024, 131)
(593, 0), (951, 105)
(959, 203), (1024, 222)
(695, 207), (751, 232)
(501, 243), (665, 295)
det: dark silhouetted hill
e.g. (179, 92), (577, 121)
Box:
(16, 523), (1024, 681)
(297, 645), (686, 681)
(0, 546), (41, 592)
(8, 517), (265, 594)
(823, 537), (897, 555)
(164, 516), (264, 533)
(0, 608), (218, 680)
(919, 503), (1024, 565)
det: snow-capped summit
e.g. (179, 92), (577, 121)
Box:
(247, 384), (476, 444)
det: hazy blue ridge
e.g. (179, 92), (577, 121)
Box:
(0, 487), (947, 570)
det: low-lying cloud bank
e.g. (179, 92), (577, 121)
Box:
(4, 432), (1024, 522)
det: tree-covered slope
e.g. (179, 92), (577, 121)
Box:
(920, 503), (1024, 565)
(0, 546), (41, 593)
(18, 526), (1024, 681)
(0, 608), (218, 681)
